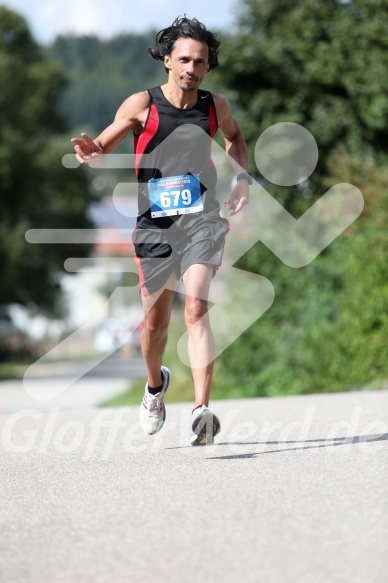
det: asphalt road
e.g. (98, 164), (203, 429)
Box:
(1, 388), (387, 583)
(0, 354), (146, 413)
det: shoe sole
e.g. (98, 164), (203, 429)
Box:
(160, 366), (170, 430)
(191, 409), (220, 446)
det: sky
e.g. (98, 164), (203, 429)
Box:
(2, 0), (240, 44)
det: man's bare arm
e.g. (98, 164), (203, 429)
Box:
(213, 93), (250, 216)
(71, 91), (150, 164)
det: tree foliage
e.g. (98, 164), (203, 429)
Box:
(47, 33), (166, 134)
(212, 151), (388, 397)
(218, 0), (388, 166)
(0, 7), (92, 313)
(210, 0), (388, 396)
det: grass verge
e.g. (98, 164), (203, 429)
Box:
(0, 360), (32, 381)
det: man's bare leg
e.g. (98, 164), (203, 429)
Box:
(182, 264), (215, 407)
(140, 272), (178, 388)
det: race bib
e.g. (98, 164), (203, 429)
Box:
(148, 174), (203, 218)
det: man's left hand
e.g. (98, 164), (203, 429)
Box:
(224, 180), (250, 216)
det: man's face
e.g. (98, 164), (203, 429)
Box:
(164, 38), (210, 92)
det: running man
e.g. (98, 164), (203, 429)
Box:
(71, 16), (252, 445)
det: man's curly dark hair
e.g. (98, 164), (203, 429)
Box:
(148, 16), (220, 73)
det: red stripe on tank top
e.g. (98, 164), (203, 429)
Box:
(134, 103), (160, 175)
(208, 104), (218, 169)
(209, 104), (218, 139)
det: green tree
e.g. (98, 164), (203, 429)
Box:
(47, 33), (166, 134)
(210, 150), (388, 398)
(218, 0), (388, 168)
(0, 6), (92, 313)
(209, 0), (388, 396)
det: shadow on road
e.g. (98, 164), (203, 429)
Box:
(167, 433), (388, 459)
(208, 433), (388, 460)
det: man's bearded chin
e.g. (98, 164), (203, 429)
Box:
(179, 75), (199, 92)
(181, 85), (197, 92)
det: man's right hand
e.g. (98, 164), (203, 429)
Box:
(71, 133), (104, 166)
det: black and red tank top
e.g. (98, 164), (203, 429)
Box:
(134, 86), (219, 229)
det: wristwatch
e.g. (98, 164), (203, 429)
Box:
(236, 172), (253, 185)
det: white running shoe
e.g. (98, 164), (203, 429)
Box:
(190, 405), (221, 446)
(139, 366), (170, 435)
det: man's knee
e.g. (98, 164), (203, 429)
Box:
(143, 310), (171, 337)
(184, 297), (208, 327)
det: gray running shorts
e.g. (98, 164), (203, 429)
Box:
(133, 211), (229, 295)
